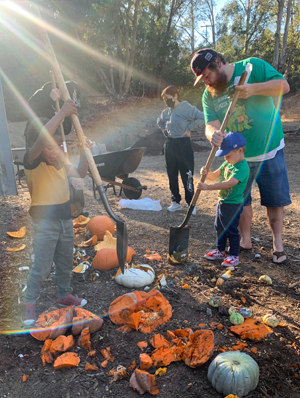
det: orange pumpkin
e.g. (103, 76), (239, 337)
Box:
(92, 247), (136, 271)
(86, 216), (115, 240)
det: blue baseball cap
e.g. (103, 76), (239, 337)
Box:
(216, 132), (247, 157)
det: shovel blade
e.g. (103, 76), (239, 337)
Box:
(169, 225), (190, 256)
(116, 220), (128, 274)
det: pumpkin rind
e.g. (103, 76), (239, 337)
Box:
(207, 351), (259, 397)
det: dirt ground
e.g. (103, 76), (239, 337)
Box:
(1, 95), (300, 398)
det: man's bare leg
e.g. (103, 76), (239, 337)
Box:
(266, 207), (286, 262)
(239, 205), (253, 249)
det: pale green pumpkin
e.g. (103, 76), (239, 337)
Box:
(207, 351), (259, 397)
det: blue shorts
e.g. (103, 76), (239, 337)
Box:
(244, 149), (291, 208)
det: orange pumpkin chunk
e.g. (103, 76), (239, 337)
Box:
(150, 334), (171, 349)
(229, 318), (273, 341)
(76, 235), (98, 247)
(140, 353), (153, 370)
(78, 327), (91, 350)
(53, 352), (80, 369)
(130, 369), (159, 395)
(144, 253), (162, 262)
(50, 335), (74, 354)
(85, 363), (99, 371)
(100, 347), (114, 362)
(138, 341), (148, 351)
(41, 339), (54, 366)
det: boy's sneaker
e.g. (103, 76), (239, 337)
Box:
(58, 294), (87, 308)
(222, 255), (240, 267)
(204, 249), (226, 261)
(192, 207), (196, 215)
(21, 303), (36, 326)
(167, 202), (182, 212)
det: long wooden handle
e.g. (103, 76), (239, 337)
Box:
(191, 70), (248, 206)
(50, 70), (69, 162)
(33, 5), (103, 187)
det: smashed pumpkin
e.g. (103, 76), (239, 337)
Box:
(31, 306), (103, 341)
(31, 306), (74, 341)
(94, 230), (116, 251)
(73, 215), (90, 228)
(86, 216), (115, 240)
(109, 289), (172, 334)
(76, 235), (98, 247)
(53, 352), (80, 369)
(92, 246), (136, 271)
(151, 329), (214, 368)
(7, 226), (26, 238)
(229, 318), (273, 341)
(130, 369), (159, 395)
(72, 307), (103, 335)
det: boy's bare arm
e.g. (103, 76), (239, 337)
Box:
(27, 100), (77, 163)
(198, 176), (239, 191)
(67, 138), (93, 178)
(200, 166), (221, 181)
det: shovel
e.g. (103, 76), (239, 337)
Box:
(50, 71), (85, 218)
(169, 70), (248, 256)
(33, 5), (128, 273)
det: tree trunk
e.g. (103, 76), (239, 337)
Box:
(278, 0), (292, 74)
(191, 0), (195, 53)
(273, 0), (285, 69)
(124, 0), (141, 95)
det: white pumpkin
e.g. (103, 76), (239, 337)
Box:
(115, 264), (155, 288)
(207, 351), (259, 397)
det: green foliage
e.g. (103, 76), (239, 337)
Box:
(1, 0), (300, 121)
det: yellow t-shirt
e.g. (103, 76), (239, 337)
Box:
(24, 152), (71, 219)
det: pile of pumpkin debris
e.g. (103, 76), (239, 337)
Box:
(19, 214), (283, 397)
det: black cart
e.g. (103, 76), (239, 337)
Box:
(90, 147), (147, 200)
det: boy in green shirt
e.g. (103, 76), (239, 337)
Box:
(198, 132), (249, 267)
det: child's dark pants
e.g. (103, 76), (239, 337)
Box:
(215, 202), (243, 256)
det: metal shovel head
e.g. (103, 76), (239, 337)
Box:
(69, 182), (84, 218)
(169, 225), (190, 256)
(116, 220), (128, 274)
(96, 184), (128, 274)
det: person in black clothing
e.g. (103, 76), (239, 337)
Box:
(24, 81), (81, 144)
(157, 85), (204, 214)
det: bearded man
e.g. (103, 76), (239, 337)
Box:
(191, 49), (291, 264)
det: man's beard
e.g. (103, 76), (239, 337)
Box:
(207, 69), (228, 97)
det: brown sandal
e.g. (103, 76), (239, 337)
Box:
(272, 251), (287, 264)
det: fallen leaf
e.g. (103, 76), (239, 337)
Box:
(7, 244), (26, 252)
(22, 375), (29, 382)
(7, 226), (26, 238)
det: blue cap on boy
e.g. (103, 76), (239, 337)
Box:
(216, 132), (247, 157)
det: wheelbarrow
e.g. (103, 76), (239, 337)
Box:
(90, 147), (147, 200)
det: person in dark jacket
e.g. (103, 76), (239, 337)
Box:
(157, 85), (204, 214)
